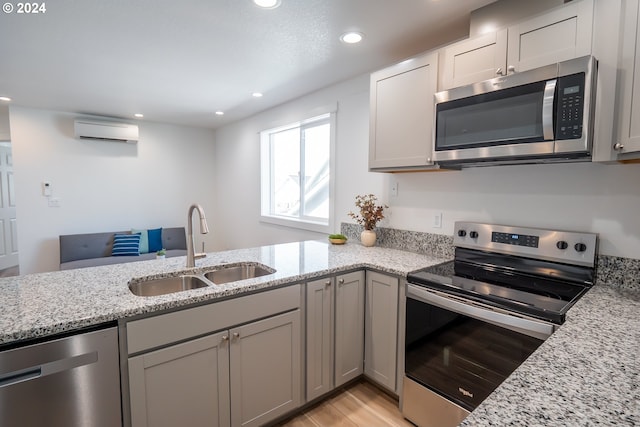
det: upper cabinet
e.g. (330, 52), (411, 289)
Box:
(440, 0), (594, 91)
(612, 0), (640, 158)
(369, 50), (439, 171)
(440, 29), (507, 90)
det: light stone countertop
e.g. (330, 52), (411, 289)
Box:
(460, 283), (640, 426)
(0, 240), (446, 345)
(1, 239), (637, 426)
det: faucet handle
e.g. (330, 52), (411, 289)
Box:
(194, 252), (207, 260)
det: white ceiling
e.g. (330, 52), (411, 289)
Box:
(0, 0), (495, 129)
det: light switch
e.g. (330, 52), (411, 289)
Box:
(42, 181), (52, 197)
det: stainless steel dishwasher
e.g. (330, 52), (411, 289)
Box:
(0, 326), (122, 427)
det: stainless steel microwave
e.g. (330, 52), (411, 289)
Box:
(434, 55), (597, 167)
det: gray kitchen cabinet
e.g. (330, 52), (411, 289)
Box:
(364, 271), (399, 392)
(230, 310), (301, 427)
(440, 29), (507, 90)
(369, 50), (439, 171)
(334, 271), (365, 387)
(305, 277), (333, 401)
(125, 285), (301, 427)
(305, 271), (364, 401)
(613, 0), (640, 158)
(440, 0), (594, 90)
(128, 332), (231, 427)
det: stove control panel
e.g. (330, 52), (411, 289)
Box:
(453, 222), (598, 267)
(491, 232), (539, 248)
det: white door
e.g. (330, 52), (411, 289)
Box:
(0, 144), (18, 271)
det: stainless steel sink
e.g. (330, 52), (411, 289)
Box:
(129, 275), (209, 297)
(204, 264), (275, 285)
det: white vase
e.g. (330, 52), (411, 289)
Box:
(156, 255), (165, 260)
(361, 230), (377, 247)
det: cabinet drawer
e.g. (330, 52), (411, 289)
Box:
(127, 285), (300, 354)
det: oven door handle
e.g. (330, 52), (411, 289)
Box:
(542, 79), (557, 140)
(406, 284), (555, 340)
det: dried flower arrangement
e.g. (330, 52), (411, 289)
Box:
(348, 194), (388, 231)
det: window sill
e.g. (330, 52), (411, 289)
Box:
(260, 215), (330, 234)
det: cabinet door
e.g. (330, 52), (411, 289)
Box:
(440, 29), (507, 90)
(507, 0), (593, 73)
(369, 51), (439, 170)
(306, 278), (333, 401)
(364, 271), (399, 392)
(334, 271), (365, 387)
(230, 310), (301, 427)
(616, 0), (640, 155)
(128, 332), (231, 427)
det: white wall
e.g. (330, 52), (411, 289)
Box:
(214, 75), (640, 259)
(10, 106), (217, 274)
(213, 75), (385, 251)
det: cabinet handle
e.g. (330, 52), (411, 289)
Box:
(233, 333), (240, 339)
(325, 280), (331, 287)
(222, 335), (229, 341)
(338, 278), (345, 285)
(614, 143), (625, 151)
(495, 68), (505, 76)
(507, 65), (516, 74)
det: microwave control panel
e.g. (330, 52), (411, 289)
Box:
(555, 72), (585, 140)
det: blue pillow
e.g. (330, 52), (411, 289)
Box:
(131, 228), (149, 254)
(112, 233), (141, 256)
(147, 227), (163, 253)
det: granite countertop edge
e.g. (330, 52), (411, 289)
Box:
(1, 240), (638, 425)
(0, 240), (446, 345)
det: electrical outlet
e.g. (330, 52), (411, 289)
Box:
(48, 197), (61, 207)
(433, 212), (442, 228)
(390, 181), (399, 197)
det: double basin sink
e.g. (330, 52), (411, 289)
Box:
(128, 263), (275, 297)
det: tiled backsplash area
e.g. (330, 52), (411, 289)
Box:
(340, 223), (640, 291)
(596, 255), (640, 291)
(340, 223), (454, 260)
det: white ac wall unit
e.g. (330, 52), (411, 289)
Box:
(74, 119), (139, 143)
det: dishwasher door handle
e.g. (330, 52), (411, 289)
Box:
(0, 351), (98, 388)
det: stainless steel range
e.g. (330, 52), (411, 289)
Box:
(402, 222), (597, 427)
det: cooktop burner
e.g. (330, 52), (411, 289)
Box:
(407, 222), (598, 324)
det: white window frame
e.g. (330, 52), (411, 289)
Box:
(260, 110), (336, 233)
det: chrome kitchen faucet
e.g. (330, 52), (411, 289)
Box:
(186, 204), (209, 268)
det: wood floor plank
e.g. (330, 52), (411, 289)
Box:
(328, 387), (391, 426)
(306, 400), (359, 427)
(347, 382), (414, 427)
(278, 380), (411, 427)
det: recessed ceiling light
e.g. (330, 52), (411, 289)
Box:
(252, 92), (263, 98)
(215, 111), (225, 116)
(253, 0), (281, 9)
(340, 32), (364, 44)
(134, 113), (144, 118)
(0, 96), (11, 102)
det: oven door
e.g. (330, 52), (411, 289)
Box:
(403, 284), (554, 425)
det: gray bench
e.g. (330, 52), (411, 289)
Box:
(59, 227), (187, 270)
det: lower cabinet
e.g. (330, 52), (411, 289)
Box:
(125, 285), (302, 427)
(305, 271), (365, 402)
(129, 310), (300, 427)
(365, 271), (399, 392)
(128, 332), (231, 427)
(230, 311), (301, 427)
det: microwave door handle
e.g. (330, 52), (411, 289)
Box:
(542, 79), (557, 140)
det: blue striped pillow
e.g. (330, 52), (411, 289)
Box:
(112, 233), (141, 256)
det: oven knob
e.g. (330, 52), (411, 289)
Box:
(574, 243), (587, 252)
(556, 241), (568, 250)
(457, 230), (467, 237)
(469, 231), (479, 239)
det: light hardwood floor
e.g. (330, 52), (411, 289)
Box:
(276, 381), (414, 427)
